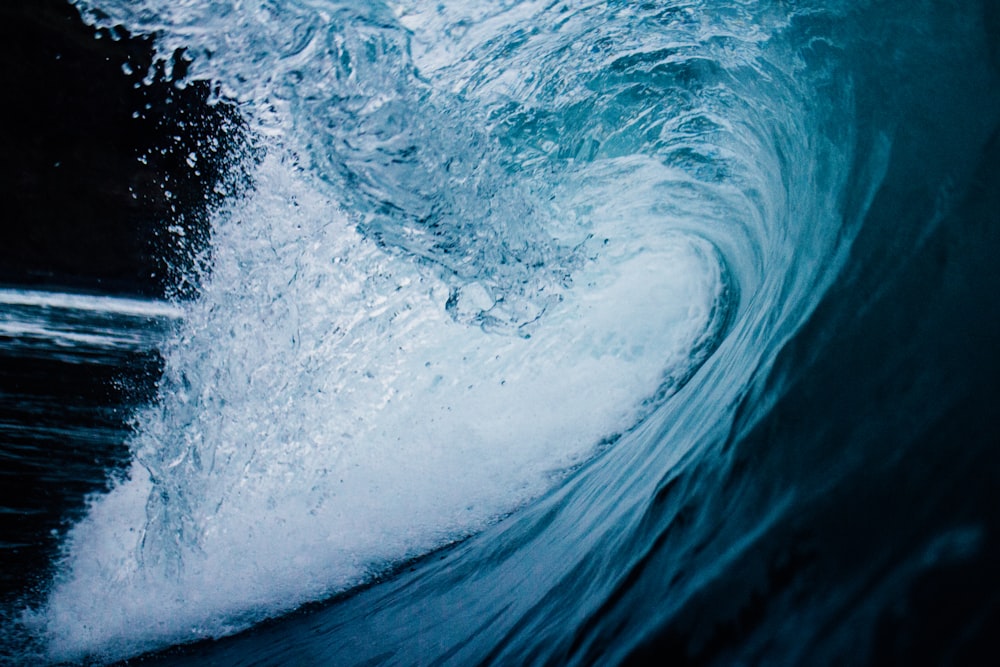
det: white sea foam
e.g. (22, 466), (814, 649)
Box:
(39, 144), (727, 661)
(38, 1), (749, 661)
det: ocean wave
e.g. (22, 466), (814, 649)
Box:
(14, 0), (999, 663)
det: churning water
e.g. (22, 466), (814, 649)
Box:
(3, 0), (999, 664)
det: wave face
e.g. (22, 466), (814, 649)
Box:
(20, 0), (1000, 664)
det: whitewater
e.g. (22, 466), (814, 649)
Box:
(6, 0), (999, 664)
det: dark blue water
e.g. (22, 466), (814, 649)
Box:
(2, 0), (999, 664)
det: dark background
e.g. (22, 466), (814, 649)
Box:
(0, 0), (243, 299)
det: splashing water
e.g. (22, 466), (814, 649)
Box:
(27, 0), (922, 662)
(0, 0), (1000, 664)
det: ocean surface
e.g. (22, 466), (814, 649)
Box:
(2, 0), (999, 664)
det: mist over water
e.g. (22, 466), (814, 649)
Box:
(6, 0), (999, 664)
